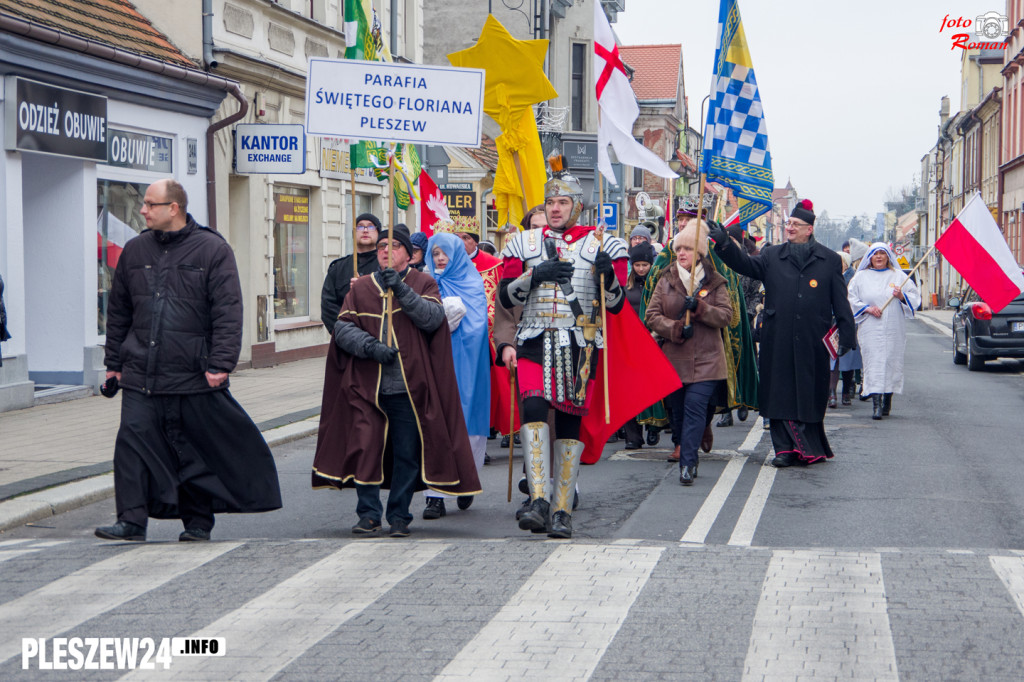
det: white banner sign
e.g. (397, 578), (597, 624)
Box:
(235, 123), (306, 174)
(305, 59), (484, 148)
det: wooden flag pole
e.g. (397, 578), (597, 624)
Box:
(350, 155), (359, 279)
(597, 166), (610, 424)
(685, 172), (708, 326)
(385, 155), (396, 345)
(879, 243), (936, 312)
(507, 370), (515, 502)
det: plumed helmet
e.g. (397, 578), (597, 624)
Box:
(544, 155), (584, 227)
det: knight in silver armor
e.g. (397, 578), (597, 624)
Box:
(498, 167), (628, 538)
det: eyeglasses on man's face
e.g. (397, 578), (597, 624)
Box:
(356, 224), (378, 232)
(785, 220), (809, 228)
(142, 201), (173, 209)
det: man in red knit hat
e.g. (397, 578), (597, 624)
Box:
(708, 199), (857, 468)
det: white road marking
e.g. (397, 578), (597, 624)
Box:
(728, 455), (777, 547)
(0, 539), (31, 548)
(681, 457), (746, 544)
(743, 550), (899, 681)
(990, 556), (1024, 617)
(0, 542), (239, 663)
(131, 542), (446, 681)
(739, 418), (765, 451)
(436, 544), (663, 680)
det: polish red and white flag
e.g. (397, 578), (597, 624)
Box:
(418, 169), (448, 238)
(936, 191), (1024, 312)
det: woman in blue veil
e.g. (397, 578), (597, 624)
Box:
(421, 232), (491, 519)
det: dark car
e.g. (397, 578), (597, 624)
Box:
(949, 288), (1024, 370)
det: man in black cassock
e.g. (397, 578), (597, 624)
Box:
(96, 179), (281, 542)
(709, 199), (856, 468)
(320, 212), (382, 330)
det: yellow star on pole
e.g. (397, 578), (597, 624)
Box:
(447, 14), (557, 123)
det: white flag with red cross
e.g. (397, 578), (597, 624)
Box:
(594, 3), (677, 186)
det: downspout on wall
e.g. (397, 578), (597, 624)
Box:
(0, 12), (246, 230)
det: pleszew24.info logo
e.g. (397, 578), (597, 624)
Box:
(22, 637), (225, 671)
(941, 11), (1010, 50)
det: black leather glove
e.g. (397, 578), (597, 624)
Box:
(706, 220), (728, 247)
(99, 375), (120, 398)
(680, 323), (694, 339)
(594, 251), (615, 288)
(367, 341), (398, 365)
(673, 320), (695, 341)
(838, 343), (857, 356)
(532, 259), (574, 285)
(378, 268), (402, 290)
(683, 296), (699, 312)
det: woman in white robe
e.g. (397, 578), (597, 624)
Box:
(847, 243), (922, 420)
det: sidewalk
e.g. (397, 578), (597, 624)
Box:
(0, 357), (327, 532)
(914, 307), (953, 335)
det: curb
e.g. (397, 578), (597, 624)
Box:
(0, 417), (319, 533)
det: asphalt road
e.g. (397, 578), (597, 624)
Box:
(5, 317), (1024, 680)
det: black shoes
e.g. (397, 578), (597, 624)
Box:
(423, 498), (446, 519)
(515, 497), (531, 520)
(737, 406), (748, 421)
(457, 495), (473, 510)
(841, 386), (853, 406)
(716, 411), (734, 427)
(549, 511), (573, 538)
(352, 517), (381, 535)
(882, 393), (892, 416)
(483, 453), (492, 465)
(518, 498), (551, 533)
(95, 520), (146, 542)
(624, 440), (642, 450)
(500, 434), (510, 448)
(389, 521), (411, 538)
(645, 427), (661, 446)
(179, 527), (211, 542)
(680, 466), (695, 486)
(771, 452), (796, 468)
(872, 394), (883, 420)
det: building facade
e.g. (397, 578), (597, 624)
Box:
(0, 2), (235, 411)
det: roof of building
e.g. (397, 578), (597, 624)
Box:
(619, 44), (682, 101)
(1, 0), (196, 68)
(463, 135), (498, 171)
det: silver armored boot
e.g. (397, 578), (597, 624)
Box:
(549, 439), (585, 538)
(518, 422), (551, 532)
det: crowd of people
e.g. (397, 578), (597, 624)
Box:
(91, 176), (920, 543)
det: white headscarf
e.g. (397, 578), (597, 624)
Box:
(857, 242), (900, 272)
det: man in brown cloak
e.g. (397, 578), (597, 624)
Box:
(312, 226), (481, 537)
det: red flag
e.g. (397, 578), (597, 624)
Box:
(936, 192), (1024, 313)
(579, 303), (682, 464)
(419, 170), (448, 237)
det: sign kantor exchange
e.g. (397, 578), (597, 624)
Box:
(305, 59), (484, 147)
(235, 124), (306, 174)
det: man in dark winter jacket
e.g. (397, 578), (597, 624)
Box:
(320, 213), (382, 329)
(96, 179), (282, 542)
(709, 199), (856, 468)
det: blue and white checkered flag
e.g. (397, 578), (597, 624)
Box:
(700, 0), (773, 224)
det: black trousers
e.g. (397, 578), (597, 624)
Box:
(355, 393), (421, 526)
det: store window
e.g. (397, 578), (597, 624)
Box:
(97, 180), (148, 335)
(273, 187), (311, 320)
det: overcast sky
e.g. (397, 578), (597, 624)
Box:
(613, 0), (1006, 218)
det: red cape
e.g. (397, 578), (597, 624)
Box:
(579, 302), (682, 464)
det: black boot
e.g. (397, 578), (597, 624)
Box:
(872, 394), (883, 420)
(518, 498), (551, 533)
(737, 406), (748, 421)
(95, 520), (146, 542)
(549, 511), (573, 538)
(841, 384), (853, 406)
(771, 452), (796, 468)
(716, 411), (734, 427)
(646, 426), (661, 446)
(679, 466), (695, 486)
(882, 393), (892, 416)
